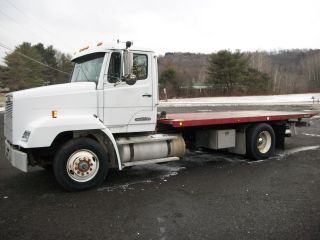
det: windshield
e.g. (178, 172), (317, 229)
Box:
(71, 52), (105, 83)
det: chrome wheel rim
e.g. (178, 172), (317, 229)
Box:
(257, 131), (272, 154)
(66, 149), (99, 182)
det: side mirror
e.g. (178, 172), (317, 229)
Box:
(125, 73), (137, 85)
(123, 50), (137, 85)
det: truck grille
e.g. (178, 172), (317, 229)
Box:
(4, 95), (13, 141)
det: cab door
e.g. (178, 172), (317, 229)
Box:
(103, 51), (156, 133)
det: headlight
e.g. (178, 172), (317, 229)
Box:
(22, 130), (31, 142)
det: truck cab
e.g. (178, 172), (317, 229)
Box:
(4, 41), (159, 148)
(71, 42), (158, 133)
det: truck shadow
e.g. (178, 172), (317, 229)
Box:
(99, 150), (248, 192)
(99, 143), (320, 192)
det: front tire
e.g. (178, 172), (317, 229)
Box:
(53, 138), (108, 191)
(246, 123), (275, 160)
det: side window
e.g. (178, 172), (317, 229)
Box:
(133, 54), (148, 80)
(108, 52), (121, 83)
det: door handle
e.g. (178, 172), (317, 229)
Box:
(142, 94), (152, 97)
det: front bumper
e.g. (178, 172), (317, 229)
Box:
(5, 140), (28, 172)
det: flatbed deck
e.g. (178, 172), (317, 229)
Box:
(157, 111), (319, 128)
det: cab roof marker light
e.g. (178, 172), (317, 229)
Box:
(79, 46), (89, 52)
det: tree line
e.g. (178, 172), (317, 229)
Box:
(159, 50), (320, 98)
(0, 42), (73, 91)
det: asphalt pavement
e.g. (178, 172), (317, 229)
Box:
(1, 106), (320, 240)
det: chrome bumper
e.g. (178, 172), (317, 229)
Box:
(4, 140), (28, 172)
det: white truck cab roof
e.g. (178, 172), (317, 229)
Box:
(71, 41), (154, 61)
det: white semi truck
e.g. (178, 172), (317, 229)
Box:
(4, 41), (318, 191)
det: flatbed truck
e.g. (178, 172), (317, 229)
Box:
(4, 41), (319, 191)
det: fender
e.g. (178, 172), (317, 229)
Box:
(19, 115), (123, 170)
(19, 115), (106, 148)
(99, 128), (122, 170)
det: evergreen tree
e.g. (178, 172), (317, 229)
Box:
(4, 42), (44, 90)
(159, 67), (179, 97)
(0, 65), (9, 88)
(207, 50), (271, 95)
(207, 50), (248, 95)
(159, 67), (177, 88)
(243, 68), (271, 94)
(55, 52), (73, 84)
(0, 42), (73, 90)
(35, 43), (59, 85)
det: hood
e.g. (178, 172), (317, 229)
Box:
(11, 82), (96, 100)
(6, 82), (98, 145)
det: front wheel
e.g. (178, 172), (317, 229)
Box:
(53, 138), (108, 191)
(246, 123), (275, 160)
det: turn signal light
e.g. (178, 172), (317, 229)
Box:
(52, 110), (58, 118)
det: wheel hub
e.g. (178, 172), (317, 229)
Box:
(258, 137), (265, 146)
(78, 159), (90, 172)
(66, 150), (99, 182)
(257, 131), (272, 154)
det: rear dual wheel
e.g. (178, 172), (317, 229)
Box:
(246, 123), (275, 160)
(53, 138), (108, 191)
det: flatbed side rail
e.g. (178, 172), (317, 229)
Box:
(157, 111), (319, 128)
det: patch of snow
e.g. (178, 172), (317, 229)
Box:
(247, 159), (267, 164)
(160, 93), (320, 107)
(302, 133), (320, 137)
(279, 145), (320, 156)
(247, 145), (320, 164)
(97, 180), (149, 192)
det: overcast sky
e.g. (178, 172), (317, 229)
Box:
(0, 0), (319, 62)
